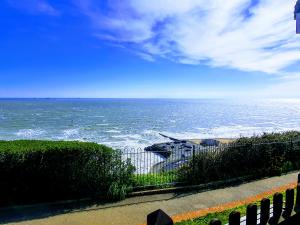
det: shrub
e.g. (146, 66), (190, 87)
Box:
(0, 140), (135, 206)
(178, 131), (300, 185)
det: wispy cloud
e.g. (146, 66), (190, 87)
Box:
(7, 0), (59, 16)
(77, 0), (300, 75)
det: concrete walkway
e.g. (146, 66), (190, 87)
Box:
(1, 172), (298, 225)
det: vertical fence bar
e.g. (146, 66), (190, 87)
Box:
(192, 146), (195, 178)
(143, 149), (146, 184)
(284, 188), (294, 218)
(260, 198), (270, 225)
(154, 150), (157, 186)
(246, 204), (257, 225)
(229, 211), (240, 225)
(150, 149), (152, 186)
(137, 148), (140, 184)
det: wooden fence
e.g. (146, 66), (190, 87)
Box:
(147, 173), (300, 225)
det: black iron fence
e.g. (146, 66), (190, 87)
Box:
(122, 143), (220, 189)
(121, 140), (300, 190)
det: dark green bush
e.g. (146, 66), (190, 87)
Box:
(178, 131), (300, 185)
(0, 140), (135, 206)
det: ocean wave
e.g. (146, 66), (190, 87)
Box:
(111, 134), (141, 139)
(106, 129), (121, 133)
(138, 126), (300, 148)
(63, 128), (79, 137)
(196, 125), (300, 138)
(15, 129), (46, 138)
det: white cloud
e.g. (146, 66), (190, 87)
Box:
(78, 0), (300, 75)
(7, 0), (59, 16)
(259, 76), (300, 98)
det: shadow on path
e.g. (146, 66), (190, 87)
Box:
(0, 174), (291, 224)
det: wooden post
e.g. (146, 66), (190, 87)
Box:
(296, 184), (300, 210)
(147, 209), (173, 225)
(246, 204), (257, 225)
(283, 188), (294, 218)
(209, 219), (222, 225)
(298, 173), (300, 184)
(272, 193), (283, 224)
(229, 211), (240, 225)
(260, 198), (270, 225)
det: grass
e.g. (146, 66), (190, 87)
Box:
(175, 189), (291, 225)
(134, 172), (178, 188)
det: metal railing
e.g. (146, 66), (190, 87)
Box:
(121, 140), (300, 190)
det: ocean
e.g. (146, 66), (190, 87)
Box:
(1, 98), (300, 151)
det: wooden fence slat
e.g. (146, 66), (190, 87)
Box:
(260, 198), (270, 225)
(273, 193), (283, 217)
(209, 219), (222, 225)
(296, 184), (300, 210)
(147, 209), (173, 225)
(146, 173), (300, 225)
(271, 192), (283, 224)
(246, 204), (257, 225)
(229, 211), (240, 225)
(283, 188), (294, 218)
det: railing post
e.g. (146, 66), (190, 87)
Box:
(246, 204), (257, 225)
(209, 219), (222, 225)
(192, 146), (195, 178)
(229, 211), (240, 225)
(271, 193), (283, 224)
(283, 188), (294, 218)
(260, 198), (270, 225)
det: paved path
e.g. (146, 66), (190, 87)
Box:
(1, 172), (298, 225)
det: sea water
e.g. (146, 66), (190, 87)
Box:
(1, 98), (300, 150)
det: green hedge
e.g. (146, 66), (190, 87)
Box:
(0, 140), (135, 206)
(178, 131), (300, 185)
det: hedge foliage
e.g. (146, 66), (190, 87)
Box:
(178, 131), (300, 185)
(0, 140), (135, 206)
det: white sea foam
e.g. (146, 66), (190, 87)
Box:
(157, 126), (300, 141)
(62, 128), (79, 138)
(137, 126), (300, 147)
(102, 132), (165, 173)
(106, 129), (121, 133)
(112, 134), (141, 139)
(16, 129), (45, 138)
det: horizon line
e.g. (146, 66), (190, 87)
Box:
(0, 97), (299, 101)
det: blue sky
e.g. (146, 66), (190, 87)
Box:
(0, 0), (300, 98)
